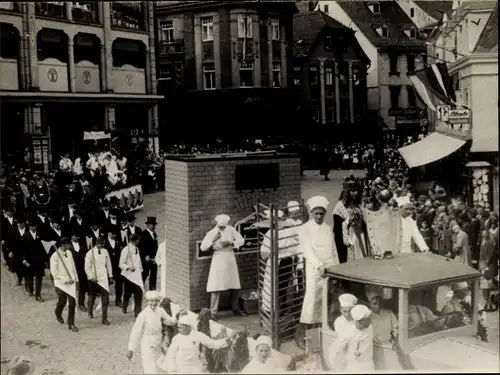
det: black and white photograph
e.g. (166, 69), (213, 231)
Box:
(0, 0), (498, 374)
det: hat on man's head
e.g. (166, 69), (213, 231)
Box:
(60, 237), (71, 245)
(96, 237), (106, 246)
(214, 214), (230, 226)
(15, 213), (26, 223)
(26, 217), (37, 226)
(350, 304), (372, 321)
(145, 290), (160, 300)
(338, 293), (358, 308)
(125, 212), (135, 222)
(145, 216), (157, 225)
(129, 234), (140, 242)
(307, 196), (329, 211)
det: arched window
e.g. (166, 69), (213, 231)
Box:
(0, 23), (20, 59)
(112, 38), (146, 69)
(74, 33), (100, 65)
(36, 29), (68, 63)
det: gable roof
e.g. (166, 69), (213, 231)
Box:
(293, 11), (351, 55)
(336, 1), (426, 49)
(474, 2), (498, 52)
(414, 1), (453, 20)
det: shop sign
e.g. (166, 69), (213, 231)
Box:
(448, 109), (471, 124)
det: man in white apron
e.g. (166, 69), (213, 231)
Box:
(126, 290), (177, 374)
(396, 196), (429, 254)
(85, 237), (113, 325)
(120, 234), (144, 317)
(299, 196), (339, 327)
(199, 214), (246, 318)
(49, 237), (79, 332)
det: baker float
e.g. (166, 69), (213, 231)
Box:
(200, 214), (246, 318)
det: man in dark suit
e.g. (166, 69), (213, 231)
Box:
(105, 229), (123, 306)
(23, 217), (47, 301)
(36, 207), (52, 239)
(61, 200), (77, 225)
(103, 209), (121, 238)
(45, 215), (66, 259)
(69, 233), (88, 311)
(126, 212), (142, 240)
(118, 213), (129, 244)
(97, 200), (111, 229)
(69, 208), (88, 240)
(87, 219), (103, 249)
(9, 214), (27, 286)
(1, 207), (15, 271)
(139, 216), (158, 290)
(63, 180), (83, 206)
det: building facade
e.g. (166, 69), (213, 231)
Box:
(427, 0), (498, 209)
(155, 0), (299, 142)
(315, 1), (428, 133)
(0, 1), (161, 171)
(292, 11), (370, 139)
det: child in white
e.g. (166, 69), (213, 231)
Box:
(345, 304), (375, 371)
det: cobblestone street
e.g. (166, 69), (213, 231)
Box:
(1, 170), (498, 373)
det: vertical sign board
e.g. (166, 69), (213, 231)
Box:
(435, 106), (472, 140)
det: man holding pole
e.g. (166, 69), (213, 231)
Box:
(50, 237), (79, 332)
(85, 237), (113, 325)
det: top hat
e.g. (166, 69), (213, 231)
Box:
(124, 212), (135, 222)
(145, 216), (157, 225)
(26, 217), (37, 226)
(15, 213), (26, 223)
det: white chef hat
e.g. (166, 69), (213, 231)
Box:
(145, 290), (160, 300)
(215, 214), (230, 226)
(263, 209), (284, 220)
(366, 291), (381, 302)
(338, 293), (358, 308)
(307, 196), (329, 211)
(178, 313), (192, 326)
(287, 201), (301, 213)
(254, 335), (273, 350)
(350, 304), (372, 321)
(396, 196), (411, 207)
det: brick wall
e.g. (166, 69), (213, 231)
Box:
(164, 154), (301, 311)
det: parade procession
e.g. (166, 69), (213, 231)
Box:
(1, 0), (499, 374)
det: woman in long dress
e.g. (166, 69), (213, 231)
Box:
(342, 207), (370, 261)
(333, 178), (363, 263)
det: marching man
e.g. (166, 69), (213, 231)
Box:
(50, 237), (79, 332)
(85, 237), (113, 325)
(199, 214), (246, 318)
(298, 196), (339, 343)
(119, 234), (144, 317)
(126, 290), (177, 374)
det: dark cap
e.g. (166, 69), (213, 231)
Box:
(145, 216), (157, 225)
(96, 237), (106, 245)
(26, 217), (37, 226)
(129, 234), (139, 242)
(125, 212), (135, 222)
(15, 214), (26, 223)
(110, 208), (121, 217)
(60, 237), (71, 245)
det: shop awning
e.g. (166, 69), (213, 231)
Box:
(398, 133), (466, 168)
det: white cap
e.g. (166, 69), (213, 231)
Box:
(366, 291), (380, 301)
(307, 196), (329, 211)
(350, 304), (372, 321)
(396, 196), (411, 207)
(287, 201), (301, 213)
(145, 290), (160, 300)
(215, 214), (230, 226)
(263, 209), (284, 220)
(254, 335), (272, 350)
(338, 293), (358, 308)
(178, 314), (192, 326)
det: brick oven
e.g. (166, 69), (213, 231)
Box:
(163, 152), (301, 311)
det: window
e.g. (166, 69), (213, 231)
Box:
(312, 107), (320, 122)
(407, 85), (417, 107)
(409, 28), (417, 38)
(201, 17), (214, 41)
(239, 61), (254, 87)
(203, 63), (216, 90)
(271, 18), (280, 41)
(389, 53), (399, 75)
(238, 14), (253, 39)
(325, 67), (333, 86)
(407, 54), (415, 74)
(324, 4), (329, 14)
(389, 85), (401, 108)
(369, 3), (381, 14)
(309, 66), (318, 85)
(381, 26), (389, 38)
(410, 8), (415, 17)
(325, 35), (333, 50)
(326, 104), (334, 122)
(160, 21), (174, 43)
(272, 62), (281, 88)
(293, 66), (301, 85)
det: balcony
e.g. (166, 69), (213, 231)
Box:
(35, 2), (67, 20)
(71, 2), (99, 24)
(111, 1), (145, 31)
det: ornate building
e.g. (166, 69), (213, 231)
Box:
(0, 1), (161, 171)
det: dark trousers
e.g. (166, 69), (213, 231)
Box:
(88, 282), (110, 321)
(123, 279), (143, 317)
(114, 274), (124, 304)
(2, 245), (11, 268)
(142, 262), (157, 290)
(55, 287), (76, 326)
(278, 257), (294, 314)
(24, 269), (43, 297)
(77, 289), (87, 308)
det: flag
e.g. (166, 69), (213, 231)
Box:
(410, 63), (456, 111)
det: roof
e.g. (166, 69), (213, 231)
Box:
(414, 1), (453, 20)
(325, 253), (480, 289)
(474, 2), (498, 52)
(293, 11), (351, 55)
(336, 1), (426, 49)
(460, 0), (497, 11)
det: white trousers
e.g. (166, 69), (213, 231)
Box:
(140, 338), (162, 374)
